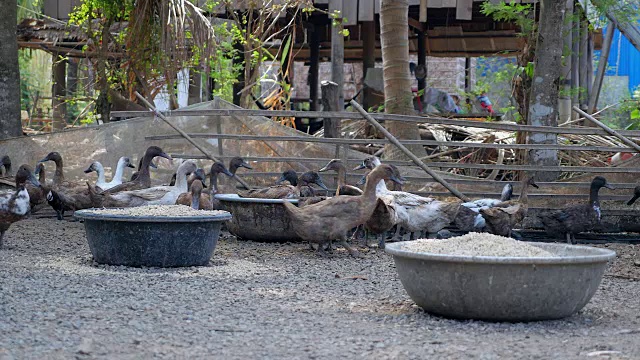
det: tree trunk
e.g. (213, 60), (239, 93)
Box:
(380, 0), (426, 160)
(527, 0), (565, 181)
(0, 0), (22, 139)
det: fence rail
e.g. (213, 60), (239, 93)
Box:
(116, 109), (640, 137)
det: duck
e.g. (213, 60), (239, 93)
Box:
(239, 171), (329, 199)
(0, 165), (41, 248)
(354, 156), (462, 242)
(102, 146), (172, 194)
(626, 186), (640, 205)
(0, 155), (12, 177)
(479, 173), (538, 238)
(318, 159), (363, 196)
(84, 157), (136, 190)
(26, 163), (49, 214)
(38, 152), (66, 185)
(461, 183), (514, 230)
(283, 164), (403, 257)
(538, 176), (613, 244)
(130, 158), (157, 182)
(47, 182), (98, 220)
(175, 168), (212, 210)
(226, 156), (252, 191)
(89, 160), (198, 208)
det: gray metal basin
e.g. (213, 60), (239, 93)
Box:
(214, 194), (302, 242)
(75, 209), (232, 267)
(385, 241), (616, 322)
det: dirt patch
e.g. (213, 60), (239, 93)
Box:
(0, 218), (639, 359)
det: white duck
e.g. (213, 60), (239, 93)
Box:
(1, 165), (40, 248)
(89, 161), (198, 208)
(354, 156), (462, 242)
(461, 183), (513, 229)
(84, 157), (136, 190)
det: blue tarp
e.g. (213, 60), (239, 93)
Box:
(599, 25), (640, 94)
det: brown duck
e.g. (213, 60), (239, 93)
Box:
(103, 146), (172, 194)
(26, 163), (49, 214)
(239, 171), (328, 199)
(319, 159), (363, 196)
(175, 168), (212, 210)
(538, 176), (613, 244)
(282, 164), (403, 257)
(1, 165), (41, 248)
(480, 173), (538, 238)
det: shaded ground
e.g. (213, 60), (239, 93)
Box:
(0, 218), (639, 359)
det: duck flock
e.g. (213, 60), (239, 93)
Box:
(0, 146), (625, 254)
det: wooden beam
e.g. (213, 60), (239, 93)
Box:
(134, 92), (251, 190)
(573, 106), (640, 154)
(321, 81), (341, 138)
(350, 99), (471, 202)
(419, 0), (428, 22)
(588, 23), (615, 113)
(361, 20), (376, 110)
(309, 24), (320, 111)
(329, 0), (345, 107)
(51, 52), (66, 131)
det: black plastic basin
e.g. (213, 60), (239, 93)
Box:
(74, 209), (232, 267)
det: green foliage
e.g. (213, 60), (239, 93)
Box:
(480, 1), (535, 35)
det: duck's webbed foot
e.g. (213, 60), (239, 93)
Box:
(315, 243), (330, 257)
(339, 237), (361, 258)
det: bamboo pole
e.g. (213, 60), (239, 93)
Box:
(134, 91), (251, 190)
(573, 106), (640, 153)
(350, 99), (471, 202)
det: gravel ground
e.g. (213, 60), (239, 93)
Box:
(1, 218), (639, 360)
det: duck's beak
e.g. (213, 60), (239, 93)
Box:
(318, 165), (329, 172)
(356, 175), (366, 186)
(38, 157), (48, 163)
(28, 172), (41, 187)
(604, 182), (615, 190)
(627, 194), (639, 205)
(241, 161), (253, 170)
(275, 174), (287, 185)
(149, 161), (158, 169)
(531, 182), (539, 189)
(222, 167), (234, 177)
(390, 175), (405, 185)
(159, 152), (173, 162)
(126, 163), (136, 169)
(314, 177), (329, 191)
(83, 166), (93, 174)
(353, 163), (366, 171)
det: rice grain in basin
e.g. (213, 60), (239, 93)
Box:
(403, 232), (556, 257)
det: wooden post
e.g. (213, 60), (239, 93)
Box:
(134, 92), (251, 190)
(574, 106), (640, 153)
(51, 52), (66, 131)
(587, 30), (594, 99)
(232, 40), (244, 106)
(188, 68), (201, 105)
(361, 20), (376, 110)
(309, 23), (320, 111)
(571, 6), (580, 119)
(351, 99), (471, 202)
(417, 29), (427, 101)
(588, 24), (615, 114)
(321, 81), (340, 139)
(66, 58), (78, 123)
(579, 16), (589, 111)
(329, 0), (344, 108)
(558, 0), (573, 124)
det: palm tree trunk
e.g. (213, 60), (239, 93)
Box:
(0, 0), (23, 139)
(527, 0), (565, 181)
(380, 0), (425, 160)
